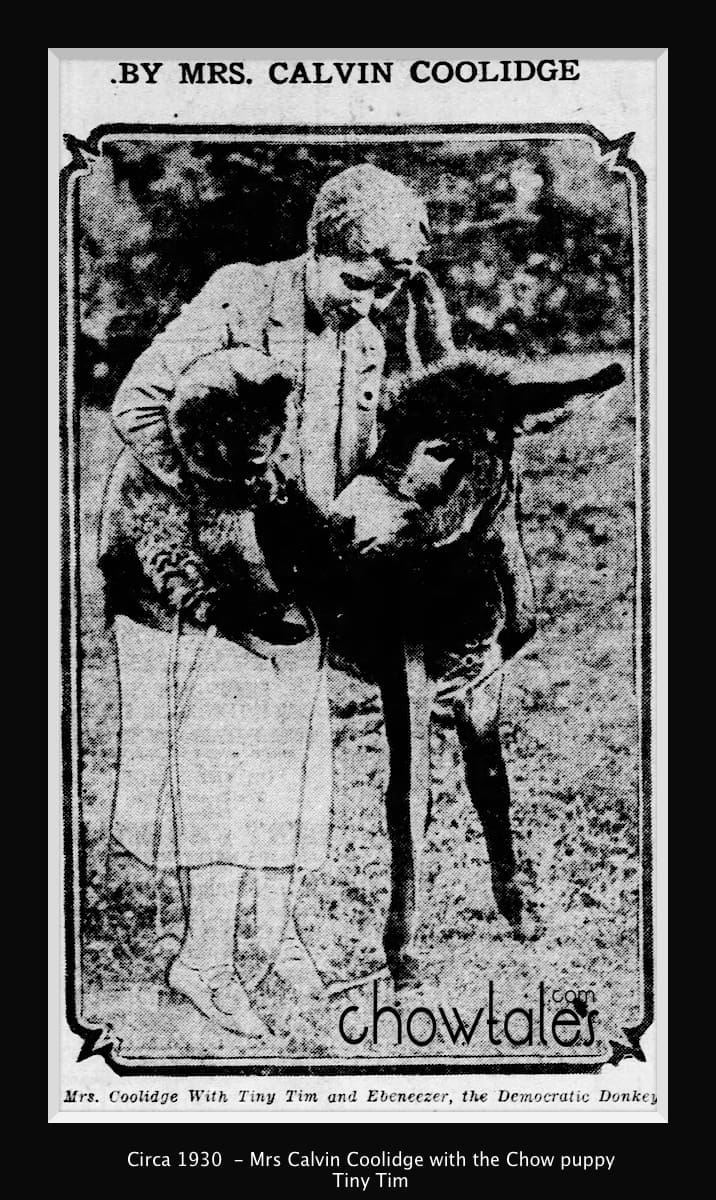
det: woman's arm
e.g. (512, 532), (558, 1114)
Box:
(112, 342), (187, 492)
(129, 480), (218, 624)
(111, 263), (272, 491)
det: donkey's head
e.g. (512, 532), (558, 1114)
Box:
(371, 354), (625, 547)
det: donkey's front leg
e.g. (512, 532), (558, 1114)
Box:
(379, 642), (432, 990)
(379, 655), (420, 990)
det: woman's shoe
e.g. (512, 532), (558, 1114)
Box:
(168, 957), (270, 1037)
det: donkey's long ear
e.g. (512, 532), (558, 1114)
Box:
(405, 267), (456, 369)
(507, 363), (625, 423)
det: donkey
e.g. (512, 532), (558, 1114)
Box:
(103, 335), (625, 994)
(327, 354), (626, 989)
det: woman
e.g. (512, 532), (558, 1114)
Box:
(99, 349), (332, 1038)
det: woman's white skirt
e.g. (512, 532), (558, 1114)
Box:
(110, 615), (333, 871)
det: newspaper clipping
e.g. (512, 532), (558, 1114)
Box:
(53, 49), (663, 1120)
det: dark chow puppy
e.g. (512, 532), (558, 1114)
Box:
(100, 351), (312, 645)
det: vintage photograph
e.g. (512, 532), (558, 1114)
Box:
(62, 128), (649, 1071)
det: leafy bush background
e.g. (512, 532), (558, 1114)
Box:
(77, 138), (632, 406)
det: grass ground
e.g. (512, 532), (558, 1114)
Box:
(73, 349), (645, 1064)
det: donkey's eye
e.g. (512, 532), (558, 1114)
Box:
(340, 273), (374, 292)
(425, 443), (455, 462)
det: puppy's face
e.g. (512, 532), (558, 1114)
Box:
(171, 364), (292, 497)
(239, 429), (283, 502)
(174, 389), (285, 501)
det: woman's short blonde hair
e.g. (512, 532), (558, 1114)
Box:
(307, 163), (429, 266)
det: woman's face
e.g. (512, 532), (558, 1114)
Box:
(307, 252), (408, 330)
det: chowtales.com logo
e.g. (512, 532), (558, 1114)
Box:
(338, 982), (599, 1049)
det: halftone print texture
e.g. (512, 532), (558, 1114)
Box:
(61, 124), (651, 1083)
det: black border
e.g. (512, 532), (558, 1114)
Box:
(59, 121), (652, 1078)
